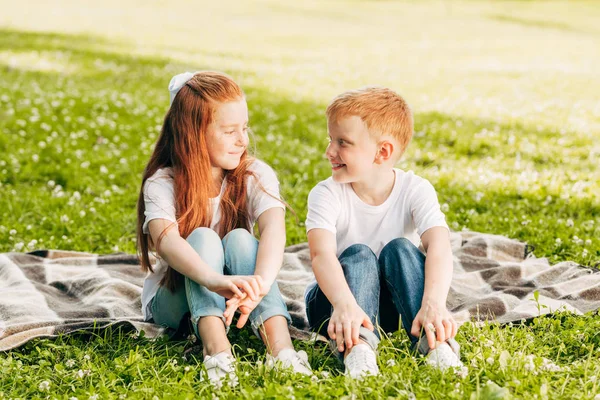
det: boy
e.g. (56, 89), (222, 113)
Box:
(305, 87), (463, 378)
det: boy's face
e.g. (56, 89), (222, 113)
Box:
(326, 116), (379, 183)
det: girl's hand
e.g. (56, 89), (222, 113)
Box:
(411, 300), (457, 350)
(204, 274), (263, 303)
(223, 281), (272, 328)
(328, 301), (374, 352)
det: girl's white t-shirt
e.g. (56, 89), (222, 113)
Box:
(140, 159), (285, 321)
(305, 169), (449, 258)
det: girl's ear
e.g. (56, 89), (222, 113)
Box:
(375, 140), (394, 164)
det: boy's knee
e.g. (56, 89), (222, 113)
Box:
(381, 238), (416, 258)
(339, 244), (378, 276)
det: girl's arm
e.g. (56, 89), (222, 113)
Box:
(253, 207), (287, 291)
(148, 218), (262, 301)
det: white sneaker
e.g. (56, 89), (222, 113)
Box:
(202, 352), (238, 388)
(266, 349), (313, 375)
(344, 344), (379, 379)
(426, 341), (464, 371)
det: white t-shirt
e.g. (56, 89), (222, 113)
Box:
(305, 169), (448, 258)
(140, 159), (285, 321)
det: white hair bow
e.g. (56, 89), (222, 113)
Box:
(168, 71), (197, 106)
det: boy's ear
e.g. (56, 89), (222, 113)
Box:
(375, 140), (394, 164)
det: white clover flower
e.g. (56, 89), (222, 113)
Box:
(100, 165), (108, 174)
(61, 215), (70, 223)
(585, 239), (592, 246)
(9, 229), (17, 236)
(38, 380), (50, 391)
(62, 235), (68, 240)
(69, 397), (78, 400)
(80, 161), (90, 168)
(386, 359), (396, 367)
(184, 366), (190, 372)
(84, 354), (90, 360)
(89, 207), (96, 213)
(14, 242), (24, 251)
(79, 210), (86, 218)
(32, 154), (39, 162)
(89, 394), (99, 400)
(321, 370), (330, 378)
(566, 219), (574, 227)
(582, 249), (589, 257)
(66, 359), (76, 368)
(555, 238), (562, 245)
(486, 357), (494, 365)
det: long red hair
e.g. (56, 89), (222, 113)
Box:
(136, 71), (255, 291)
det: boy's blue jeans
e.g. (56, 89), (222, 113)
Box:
(306, 238), (428, 355)
(151, 227), (291, 339)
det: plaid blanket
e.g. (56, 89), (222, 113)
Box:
(1, 231), (599, 351)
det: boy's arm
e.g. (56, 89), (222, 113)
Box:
(411, 226), (457, 349)
(308, 228), (374, 352)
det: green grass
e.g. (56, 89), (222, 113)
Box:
(1, 0), (599, 398)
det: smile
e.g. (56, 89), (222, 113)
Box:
(331, 163), (346, 170)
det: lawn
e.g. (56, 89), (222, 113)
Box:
(1, 0), (599, 398)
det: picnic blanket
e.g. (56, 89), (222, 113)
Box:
(1, 231), (599, 351)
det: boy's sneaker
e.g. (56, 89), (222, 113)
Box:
(426, 341), (464, 371)
(202, 352), (238, 388)
(266, 349), (313, 375)
(344, 343), (379, 379)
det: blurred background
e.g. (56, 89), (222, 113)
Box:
(1, 0), (598, 265)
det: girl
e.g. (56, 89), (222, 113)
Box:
(136, 71), (312, 387)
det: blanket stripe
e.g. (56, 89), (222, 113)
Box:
(1, 231), (599, 351)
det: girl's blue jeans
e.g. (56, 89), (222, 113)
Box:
(151, 227), (291, 339)
(306, 238), (428, 355)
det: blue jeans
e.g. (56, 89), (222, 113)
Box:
(151, 227), (291, 339)
(306, 238), (427, 354)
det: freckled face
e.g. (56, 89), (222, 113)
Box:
(206, 99), (249, 171)
(326, 116), (378, 183)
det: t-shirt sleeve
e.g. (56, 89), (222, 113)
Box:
(410, 179), (449, 236)
(305, 183), (340, 234)
(142, 174), (177, 234)
(248, 161), (286, 223)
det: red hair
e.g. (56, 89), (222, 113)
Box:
(326, 87), (413, 157)
(136, 71), (255, 291)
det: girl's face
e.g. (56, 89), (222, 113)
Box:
(206, 98), (249, 172)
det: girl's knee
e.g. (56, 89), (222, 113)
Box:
(223, 228), (258, 274)
(186, 227), (221, 246)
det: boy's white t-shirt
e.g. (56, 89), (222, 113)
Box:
(140, 159), (285, 321)
(305, 169), (449, 258)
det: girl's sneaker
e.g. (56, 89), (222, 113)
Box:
(344, 343), (380, 379)
(266, 349), (313, 375)
(426, 341), (464, 371)
(202, 352), (238, 388)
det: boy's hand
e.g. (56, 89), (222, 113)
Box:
(328, 301), (374, 352)
(411, 300), (457, 350)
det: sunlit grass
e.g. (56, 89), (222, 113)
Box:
(1, 1), (599, 398)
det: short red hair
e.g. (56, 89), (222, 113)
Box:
(326, 87), (413, 156)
